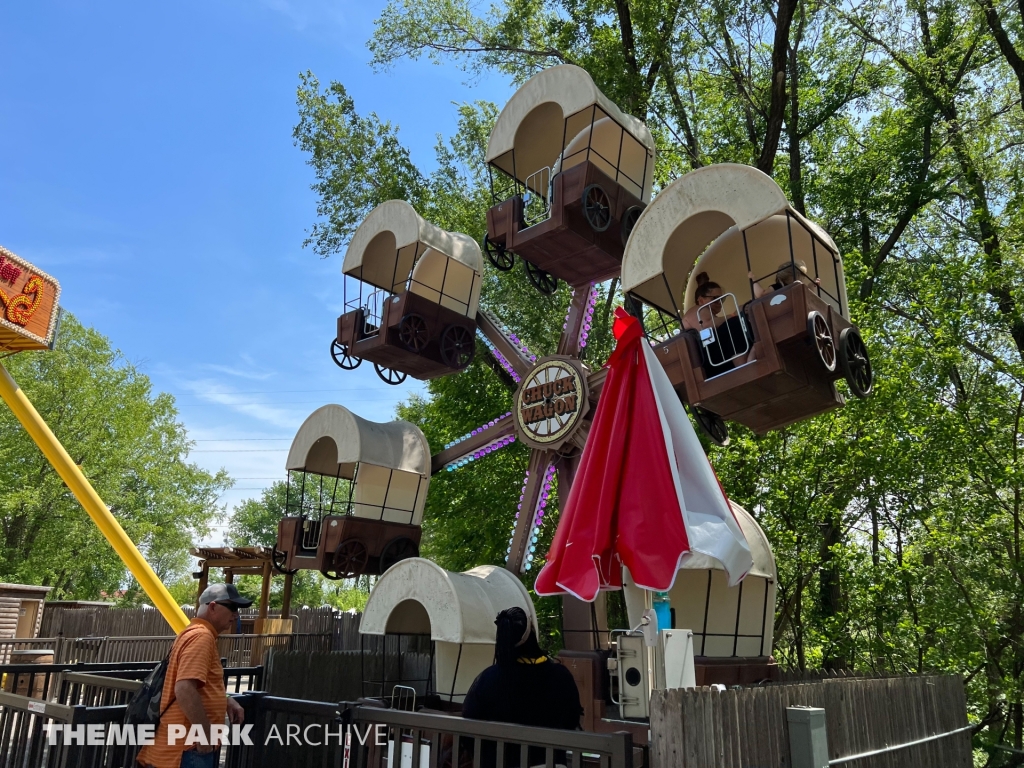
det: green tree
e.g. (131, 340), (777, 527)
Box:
(0, 314), (230, 598)
(295, 0), (1024, 756)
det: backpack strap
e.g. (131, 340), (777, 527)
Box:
(157, 622), (198, 719)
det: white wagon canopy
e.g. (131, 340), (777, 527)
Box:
(360, 559), (538, 703)
(623, 502), (778, 660)
(620, 164), (849, 320)
(286, 403), (430, 526)
(342, 199), (483, 319)
(485, 64), (656, 204)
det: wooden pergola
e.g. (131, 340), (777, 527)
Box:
(190, 546), (295, 627)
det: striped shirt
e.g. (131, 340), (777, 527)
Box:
(137, 618), (226, 768)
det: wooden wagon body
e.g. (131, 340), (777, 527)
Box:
(622, 164), (872, 440)
(274, 404), (430, 579)
(486, 161), (644, 286)
(484, 65), (655, 291)
(654, 281), (850, 434)
(333, 200), (482, 384)
(337, 290), (476, 381)
(277, 515), (422, 577)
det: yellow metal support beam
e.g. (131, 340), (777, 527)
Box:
(0, 361), (188, 633)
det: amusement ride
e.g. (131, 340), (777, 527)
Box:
(267, 64), (874, 718)
(0, 83), (874, 731)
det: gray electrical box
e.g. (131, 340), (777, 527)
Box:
(787, 706), (829, 768)
(616, 633), (650, 719)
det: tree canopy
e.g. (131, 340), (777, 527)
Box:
(0, 314), (229, 598)
(293, 0), (1024, 758)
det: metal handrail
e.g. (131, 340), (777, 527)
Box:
(829, 723), (973, 764)
(523, 166), (552, 226)
(0, 688), (76, 721)
(347, 703), (634, 758)
(61, 672), (143, 693)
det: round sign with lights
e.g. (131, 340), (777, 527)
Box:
(514, 357), (589, 451)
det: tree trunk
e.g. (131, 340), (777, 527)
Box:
(819, 515), (845, 669)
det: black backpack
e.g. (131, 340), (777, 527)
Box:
(125, 652), (175, 725)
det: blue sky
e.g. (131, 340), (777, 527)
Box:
(0, 1), (512, 542)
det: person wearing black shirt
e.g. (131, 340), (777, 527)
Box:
(461, 607), (582, 766)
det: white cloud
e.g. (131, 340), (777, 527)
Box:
(181, 382), (302, 430)
(202, 363), (276, 381)
(258, 0), (350, 32)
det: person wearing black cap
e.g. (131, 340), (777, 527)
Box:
(461, 607), (582, 765)
(137, 583), (253, 768)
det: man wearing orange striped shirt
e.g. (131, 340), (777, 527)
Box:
(137, 584), (250, 768)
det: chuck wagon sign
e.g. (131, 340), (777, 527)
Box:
(514, 356), (589, 451)
(0, 246), (61, 352)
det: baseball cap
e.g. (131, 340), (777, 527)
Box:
(198, 583), (253, 609)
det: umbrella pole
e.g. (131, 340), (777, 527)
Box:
(0, 361), (189, 633)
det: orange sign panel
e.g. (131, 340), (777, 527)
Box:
(0, 246), (61, 352)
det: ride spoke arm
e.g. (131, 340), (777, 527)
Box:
(586, 367), (608, 402)
(430, 413), (516, 474)
(477, 311), (535, 380)
(557, 284), (598, 357)
(507, 450), (555, 574)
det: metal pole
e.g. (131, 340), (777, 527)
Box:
(787, 707), (829, 768)
(0, 361), (188, 632)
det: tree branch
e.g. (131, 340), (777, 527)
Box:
(758, 0), (799, 174)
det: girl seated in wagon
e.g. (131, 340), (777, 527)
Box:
(620, 163), (872, 443)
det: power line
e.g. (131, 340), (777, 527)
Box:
(191, 449), (288, 453)
(193, 438), (292, 442)
(169, 387), (423, 396)
(176, 403), (399, 409)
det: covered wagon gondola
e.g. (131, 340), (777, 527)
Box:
(484, 65), (655, 293)
(359, 558), (538, 707)
(274, 404), (429, 579)
(621, 164), (872, 443)
(333, 200), (483, 385)
(621, 502), (778, 688)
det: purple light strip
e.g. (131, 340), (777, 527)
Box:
(523, 461), (557, 573)
(477, 329), (522, 383)
(578, 283), (598, 350)
(443, 412), (516, 471)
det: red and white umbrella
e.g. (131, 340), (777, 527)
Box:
(535, 309), (752, 601)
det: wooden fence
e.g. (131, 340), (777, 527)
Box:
(38, 603), (360, 641)
(39, 605), (185, 637)
(650, 674), (971, 767)
(0, 637), (60, 665)
(0, 632), (335, 666)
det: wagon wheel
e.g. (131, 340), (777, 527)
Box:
(398, 314), (429, 352)
(806, 311), (836, 372)
(321, 539), (369, 580)
(838, 327), (873, 398)
(330, 339), (361, 370)
(582, 183), (612, 232)
(379, 537), (420, 573)
(524, 261), (558, 295)
(440, 325), (475, 369)
(483, 235), (515, 272)
(373, 363), (408, 386)
(690, 405), (730, 447)
(621, 205), (643, 247)
(271, 548), (298, 575)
